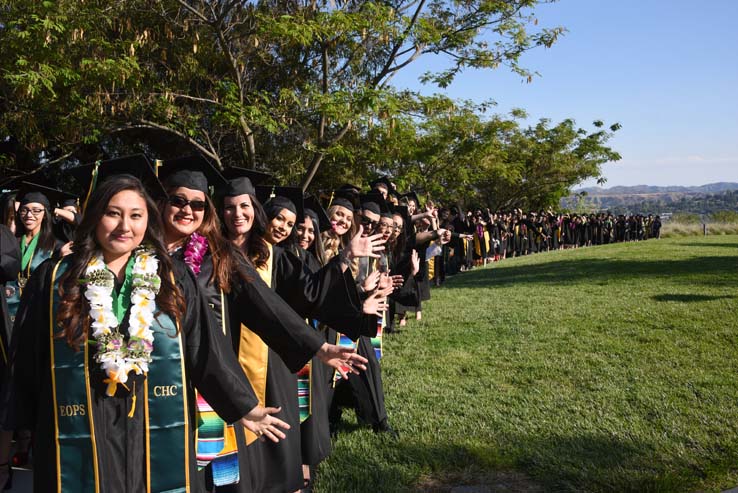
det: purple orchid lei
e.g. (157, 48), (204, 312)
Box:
(184, 232), (209, 276)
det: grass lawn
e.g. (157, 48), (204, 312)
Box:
(316, 235), (738, 492)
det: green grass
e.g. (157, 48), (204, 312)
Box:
(316, 236), (738, 492)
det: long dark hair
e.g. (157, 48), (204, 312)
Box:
(264, 203), (298, 252)
(162, 187), (237, 293)
(1, 193), (15, 230)
(57, 175), (186, 350)
(301, 214), (326, 266)
(16, 199), (56, 253)
(217, 192), (270, 270)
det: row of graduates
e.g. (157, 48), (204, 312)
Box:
(0, 155), (435, 492)
(438, 209), (663, 267)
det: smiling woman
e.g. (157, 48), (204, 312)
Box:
(5, 166), (269, 492)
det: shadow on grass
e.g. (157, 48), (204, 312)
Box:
(652, 293), (736, 302)
(444, 255), (738, 289)
(677, 242), (738, 249)
(321, 434), (707, 492)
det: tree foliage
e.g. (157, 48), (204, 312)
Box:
(0, 0), (564, 189)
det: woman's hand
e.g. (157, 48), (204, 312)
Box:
(410, 249), (420, 276)
(378, 272), (393, 290)
(362, 286), (392, 315)
(347, 225), (386, 259)
(389, 273), (404, 288)
(361, 270), (381, 292)
(240, 405), (290, 443)
(59, 241), (74, 257)
(316, 343), (369, 380)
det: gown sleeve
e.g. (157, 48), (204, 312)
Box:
(176, 260), (258, 423)
(229, 260), (325, 373)
(8, 258), (55, 430)
(274, 248), (357, 322)
(0, 225), (20, 283)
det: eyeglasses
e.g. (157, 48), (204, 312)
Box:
(18, 207), (45, 217)
(378, 222), (394, 230)
(168, 195), (206, 212)
(361, 217), (378, 229)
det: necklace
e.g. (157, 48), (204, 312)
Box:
(183, 232), (208, 276)
(83, 245), (161, 396)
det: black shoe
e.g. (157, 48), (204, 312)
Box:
(373, 419), (399, 439)
(0, 463), (12, 491)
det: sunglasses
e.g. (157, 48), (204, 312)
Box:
(168, 195), (206, 212)
(361, 217), (378, 229)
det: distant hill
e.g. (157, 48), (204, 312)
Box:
(561, 182), (738, 214)
(575, 182), (738, 196)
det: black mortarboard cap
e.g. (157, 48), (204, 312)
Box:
(323, 186), (360, 212)
(401, 191), (421, 208)
(158, 155), (227, 193)
(221, 166), (272, 186)
(392, 204), (410, 223)
(303, 194), (331, 232)
(256, 185), (304, 222)
(16, 181), (76, 210)
(68, 155), (167, 206)
(360, 191), (390, 214)
(369, 176), (394, 193)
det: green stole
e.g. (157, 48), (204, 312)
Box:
(49, 259), (191, 492)
(20, 233), (39, 271)
(7, 242), (52, 323)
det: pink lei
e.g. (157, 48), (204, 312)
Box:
(183, 232), (209, 276)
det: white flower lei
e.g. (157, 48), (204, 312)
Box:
(84, 245), (161, 396)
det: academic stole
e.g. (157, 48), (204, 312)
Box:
(237, 242), (273, 445)
(195, 291), (239, 486)
(49, 259), (190, 493)
(6, 246), (52, 324)
(297, 319), (317, 423)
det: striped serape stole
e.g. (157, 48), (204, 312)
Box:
(297, 319), (319, 422)
(371, 313), (383, 360)
(195, 392), (240, 486)
(332, 332), (357, 385)
(297, 362), (311, 423)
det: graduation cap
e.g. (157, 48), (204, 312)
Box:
(221, 166), (272, 186)
(68, 155), (167, 207)
(360, 191), (390, 215)
(401, 191), (421, 208)
(303, 194), (331, 232)
(1, 166), (57, 191)
(369, 176), (394, 194)
(16, 181), (76, 210)
(390, 204), (410, 222)
(256, 185), (304, 222)
(158, 155), (227, 193)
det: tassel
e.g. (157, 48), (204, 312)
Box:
(128, 381), (137, 418)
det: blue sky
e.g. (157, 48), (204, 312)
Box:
(390, 0), (738, 188)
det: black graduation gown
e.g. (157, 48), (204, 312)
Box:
(9, 256), (258, 493)
(225, 251), (329, 493)
(329, 254), (389, 429)
(298, 249), (334, 467)
(0, 224), (20, 426)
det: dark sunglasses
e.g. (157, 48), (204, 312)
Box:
(168, 195), (206, 211)
(361, 216), (378, 229)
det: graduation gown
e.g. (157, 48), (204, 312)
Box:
(10, 256), (257, 493)
(0, 225), (20, 426)
(225, 249), (329, 493)
(330, 255), (389, 428)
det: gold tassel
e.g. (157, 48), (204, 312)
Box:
(128, 381), (137, 418)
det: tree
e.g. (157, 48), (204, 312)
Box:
(0, 0), (564, 189)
